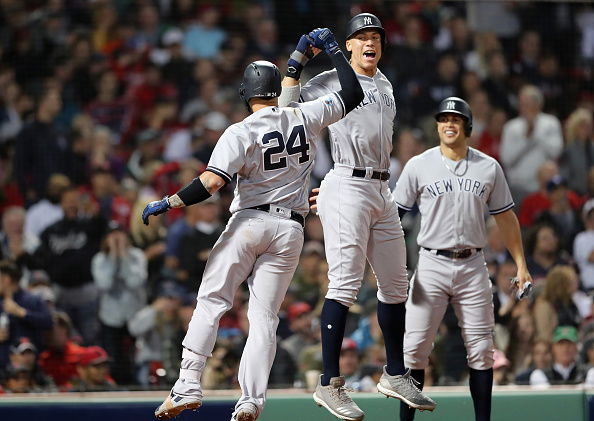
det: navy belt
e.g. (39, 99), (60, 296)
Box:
(247, 204), (305, 227)
(351, 169), (390, 181)
(423, 247), (481, 259)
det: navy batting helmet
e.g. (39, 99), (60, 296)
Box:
(435, 97), (473, 137)
(346, 13), (385, 47)
(239, 61), (281, 105)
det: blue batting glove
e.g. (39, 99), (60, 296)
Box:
(308, 28), (339, 55)
(287, 34), (315, 79)
(142, 196), (171, 225)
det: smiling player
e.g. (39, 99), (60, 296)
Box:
(279, 13), (435, 421)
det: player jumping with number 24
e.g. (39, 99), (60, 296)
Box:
(143, 28), (363, 421)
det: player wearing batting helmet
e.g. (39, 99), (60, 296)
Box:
(393, 96), (532, 421)
(146, 28), (363, 421)
(279, 13), (435, 421)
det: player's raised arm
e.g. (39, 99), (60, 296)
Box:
(279, 35), (318, 106)
(141, 171), (225, 225)
(308, 28), (363, 114)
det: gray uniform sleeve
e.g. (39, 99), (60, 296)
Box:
(301, 76), (334, 102)
(298, 92), (345, 139)
(488, 160), (514, 214)
(206, 124), (248, 183)
(278, 84), (302, 107)
(393, 158), (418, 210)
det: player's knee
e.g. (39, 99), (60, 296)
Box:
(466, 333), (494, 370)
(325, 289), (357, 307)
(404, 339), (432, 370)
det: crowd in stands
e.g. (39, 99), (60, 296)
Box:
(0, 0), (593, 393)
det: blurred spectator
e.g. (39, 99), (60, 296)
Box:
(127, 281), (186, 386)
(289, 241), (325, 307)
(192, 111), (229, 164)
(514, 339), (552, 384)
(182, 5), (226, 60)
(7, 338), (55, 391)
(35, 187), (106, 345)
(127, 129), (164, 183)
(466, 2), (520, 41)
(536, 175), (581, 248)
(281, 302), (315, 364)
(92, 221), (147, 385)
(201, 340), (241, 390)
(511, 31), (542, 85)
(492, 348), (511, 385)
(249, 19), (281, 61)
(518, 161), (584, 229)
(0, 75), (24, 143)
(350, 301), (382, 355)
(483, 217), (510, 267)
(131, 4), (165, 50)
(14, 87), (69, 205)
(493, 260), (518, 351)
(88, 126), (126, 180)
(130, 196), (167, 294)
(0, 260), (52, 369)
(85, 71), (133, 145)
(560, 108), (594, 196)
(529, 326), (586, 385)
(388, 128), (426, 189)
(574, 199), (594, 292)
(339, 338), (375, 392)
(481, 51), (512, 114)
(467, 89), (491, 144)
(1, 363), (36, 393)
(525, 224), (571, 283)
(533, 266), (581, 342)
(24, 174), (70, 237)
(70, 345), (117, 391)
(507, 310), (538, 378)
(38, 311), (84, 389)
(500, 85), (563, 204)
(387, 15), (435, 125)
(176, 195), (222, 291)
(87, 168), (132, 228)
(0, 206), (40, 276)
(476, 108), (507, 162)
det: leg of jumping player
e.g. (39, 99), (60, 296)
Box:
(317, 173), (372, 384)
(400, 249), (451, 421)
(366, 193), (408, 376)
(234, 217), (304, 418)
(450, 254), (495, 421)
(155, 212), (268, 419)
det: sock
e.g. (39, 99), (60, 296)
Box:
(377, 301), (406, 376)
(399, 369), (425, 421)
(320, 299), (349, 386)
(469, 368), (493, 421)
(179, 347), (207, 380)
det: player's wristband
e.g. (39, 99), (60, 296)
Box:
(286, 56), (305, 80)
(286, 35), (314, 80)
(176, 177), (211, 206)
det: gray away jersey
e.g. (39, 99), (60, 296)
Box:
(300, 68), (396, 170)
(394, 147), (514, 249)
(206, 93), (345, 215)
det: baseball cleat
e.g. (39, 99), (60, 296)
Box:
(313, 375), (364, 421)
(377, 367), (436, 411)
(231, 402), (258, 421)
(154, 390), (202, 419)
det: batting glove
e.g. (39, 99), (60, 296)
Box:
(142, 196), (171, 225)
(286, 34), (315, 79)
(308, 28), (339, 56)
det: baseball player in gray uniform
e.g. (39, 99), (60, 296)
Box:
(393, 97), (533, 421)
(142, 29), (363, 421)
(280, 14), (434, 421)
